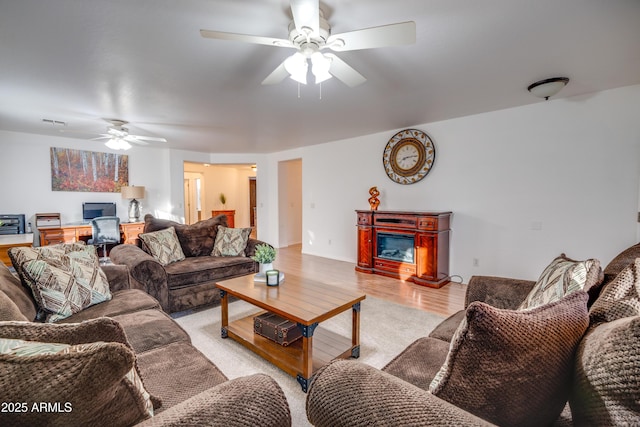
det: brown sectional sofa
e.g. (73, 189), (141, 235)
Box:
(0, 261), (291, 426)
(110, 214), (267, 313)
(307, 243), (640, 426)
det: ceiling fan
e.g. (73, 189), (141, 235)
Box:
(200, 0), (416, 87)
(61, 119), (167, 150)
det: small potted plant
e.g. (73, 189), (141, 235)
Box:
(252, 243), (277, 276)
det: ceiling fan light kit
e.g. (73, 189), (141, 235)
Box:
(527, 77), (570, 100)
(55, 117), (168, 150)
(284, 52), (309, 84)
(105, 138), (132, 151)
(200, 0), (416, 88)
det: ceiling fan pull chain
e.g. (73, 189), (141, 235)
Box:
(297, 82), (301, 99)
(319, 82), (322, 100)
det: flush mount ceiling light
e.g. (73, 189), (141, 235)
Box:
(527, 77), (570, 100)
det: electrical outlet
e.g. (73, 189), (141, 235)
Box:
(473, 258), (479, 267)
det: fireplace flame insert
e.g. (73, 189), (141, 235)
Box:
(376, 232), (414, 263)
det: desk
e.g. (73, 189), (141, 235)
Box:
(0, 234), (34, 267)
(38, 222), (144, 247)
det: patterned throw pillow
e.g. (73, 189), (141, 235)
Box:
(9, 242), (90, 286)
(0, 336), (153, 425)
(139, 226), (186, 265)
(22, 251), (112, 322)
(212, 226), (252, 257)
(429, 291), (589, 427)
(518, 254), (601, 310)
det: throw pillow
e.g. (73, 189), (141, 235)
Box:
(212, 226), (252, 257)
(139, 226), (186, 265)
(518, 254), (601, 310)
(0, 335), (153, 426)
(21, 252), (112, 322)
(429, 291), (589, 427)
(9, 242), (90, 286)
(589, 257), (640, 324)
(570, 315), (640, 424)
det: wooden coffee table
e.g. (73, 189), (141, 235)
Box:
(216, 274), (366, 392)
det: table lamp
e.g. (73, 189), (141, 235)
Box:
(121, 185), (145, 222)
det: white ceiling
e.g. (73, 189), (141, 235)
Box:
(1, 0), (639, 153)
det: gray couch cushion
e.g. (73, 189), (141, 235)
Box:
(570, 315), (640, 424)
(113, 309), (191, 354)
(57, 289), (161, 323)
(164, 256), (256, 289)
(0, 264), (36, 321)
(428, 310), (465, 342)
(136, 341), (228, 412)
(382, 336), (450, 391)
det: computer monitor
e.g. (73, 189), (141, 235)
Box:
(82, 202), (116, 221)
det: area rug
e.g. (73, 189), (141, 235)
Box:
(174, 296), (445, 427)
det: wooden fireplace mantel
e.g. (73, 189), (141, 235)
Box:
(355, 210), (452, 288)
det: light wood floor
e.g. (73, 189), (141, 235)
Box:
(273, 244), (466, 317)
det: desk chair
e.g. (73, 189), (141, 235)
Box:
(88, 216), (121, 264)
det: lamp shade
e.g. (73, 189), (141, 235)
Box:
(121, 186), (145, 200)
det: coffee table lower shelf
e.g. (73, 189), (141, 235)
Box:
(223, 312), (357, 390)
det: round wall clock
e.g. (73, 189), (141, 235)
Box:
(383, 129), (435, 185)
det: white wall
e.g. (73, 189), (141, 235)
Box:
(295, 85), (640, 282)
(2, 85), (638, 284)
(0, 131), (170, 233)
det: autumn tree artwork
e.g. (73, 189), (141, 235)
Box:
(50, 147), (129, 192)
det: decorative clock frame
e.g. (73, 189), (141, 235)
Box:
(383, 129), (435, 185)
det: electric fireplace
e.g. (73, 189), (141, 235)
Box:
(376, 232), (414, 264)
(356, 210), (452, 288)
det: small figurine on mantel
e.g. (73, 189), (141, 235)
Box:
(368, 186), (380, 211)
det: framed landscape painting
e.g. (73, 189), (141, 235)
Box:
(50, 147), (129, 192)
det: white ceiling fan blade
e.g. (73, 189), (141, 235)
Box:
(326, 54), (366, 87)
(327, 21), (416, 52)
(200, 29), (293, 48)
(290, 0), (319, 36)
(91, 135), (110, 141)
(262, 61), (290, 85)
(126, 135), (167, 143)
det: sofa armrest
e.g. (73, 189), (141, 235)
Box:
(465, 275), (536, 310)
(307, 360), (493, 426)
(245, 238), (271, 258)
(136, 374), (291, 427)
(109, 245), (169, 312)
(101, 264), (131, 292)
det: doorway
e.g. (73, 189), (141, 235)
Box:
(249, 177), (257, 228)
(278, 159), (302, 248)
(183, 162), (257, 227)
(183, 173), (203, 224)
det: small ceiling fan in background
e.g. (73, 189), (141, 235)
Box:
(61, 119), (167, 150)
(200, 0), (416, 87)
